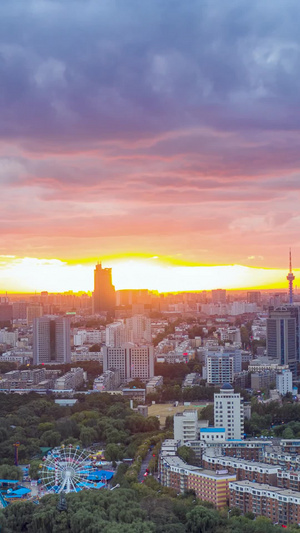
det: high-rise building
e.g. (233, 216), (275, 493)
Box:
(105, 322), (126, 347)
(125, 314), (152, 343)
(211, 289), (226, 304)
(103, 344), (154, 382)
(92, 263), (115, 314)
(27, 304), (43, 325)
(205, 353), (234, 385)
(276, 369), (293, 395)
(33, 317), (71, 365)
(266, 307), (297, 377)
(214, 384), (244, 440)
(0, 303), (13, 326)
(247, 291), (261, 305)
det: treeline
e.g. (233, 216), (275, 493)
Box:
(147, 384), (218, 403)
(0, 483), (298, 533)
(245, 398), (300, 437)
(0, 392), (160, 465)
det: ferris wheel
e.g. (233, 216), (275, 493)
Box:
(40, 445), (95, 494)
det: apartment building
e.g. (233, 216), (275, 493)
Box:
(202, 452), (279, 486)
(229, 480), (300, 527)
(187, 470), (236, 509)
(174, 410), (199, 445)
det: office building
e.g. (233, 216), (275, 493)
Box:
(214, 384), (244, 440)
(92, 263), (115, 314)
(103, 344), (154, 382)
(266, 307), (298, 376)
(33, 316), (71, 365)
(276, 369), (293, 395)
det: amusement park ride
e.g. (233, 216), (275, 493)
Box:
(40, 445), (113, 494)
(0, 445), (114, 508)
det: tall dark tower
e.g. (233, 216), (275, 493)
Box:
(93, 263), (115, 314)
(287, 249), (295, 305)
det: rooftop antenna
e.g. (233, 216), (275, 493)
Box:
(287, 248), (295, 304)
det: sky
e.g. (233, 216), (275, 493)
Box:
(1, 0), (300, 292)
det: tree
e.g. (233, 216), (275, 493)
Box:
(40, 430), (62, 448)
(29, 459), (42, 480)
(105, 443), (123, 462)
(80, 427), (97, 447)
(186, 506), (219, 533)
(282, 427), (294, 439)
(0, 464), (23, 481)
(199, 405), (214, 425)
(177, 446), (197, 466)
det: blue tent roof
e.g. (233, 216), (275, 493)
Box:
(87, 470), (114, 481)
(0, 479), (20, 484)
(11, 488), (31, 496)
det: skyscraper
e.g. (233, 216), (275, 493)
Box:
(92, 263), (115, 314)
(266, 307), (297, 377)
(33, 316), (71, 365)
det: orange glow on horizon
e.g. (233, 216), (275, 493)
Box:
(0, 255), (297, 294)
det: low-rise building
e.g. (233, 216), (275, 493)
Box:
(200, 428), (226, 443)
(202, 451), (279, 486)
(146, 375), (163, 394)
(188, 469), (236, 509)
(93, 369), (121, 392)
(229, 480), (300, 526)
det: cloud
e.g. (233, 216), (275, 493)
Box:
(0, 0), (300, 273)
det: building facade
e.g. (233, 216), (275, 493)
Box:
(229, 480), (300, 527)
(92, 263), (115, 314)
(33, 316), (71, 365)
(103, 344), (154, 382)
(214, 384), (244, 440)
(267, 307), (297, 377)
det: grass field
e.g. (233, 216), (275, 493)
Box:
(148, 402), (208, 427)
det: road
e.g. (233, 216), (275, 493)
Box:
(138, 449), (153, 483)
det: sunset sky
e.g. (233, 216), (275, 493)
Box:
(1, 0), (300, 292)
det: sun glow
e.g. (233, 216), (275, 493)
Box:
(0, 256), (295, 294)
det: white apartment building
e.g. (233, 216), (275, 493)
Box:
(54, 367), (84, 390)
(206, 353), (234, 384)
(174, 409), (199, 445)
(214, 384), (244, 440)
(276, 370), (293, 395)
(105, 322), (126, 347)
(0, 329), (18, 347)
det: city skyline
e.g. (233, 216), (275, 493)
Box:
(0, 255), (298, 293)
